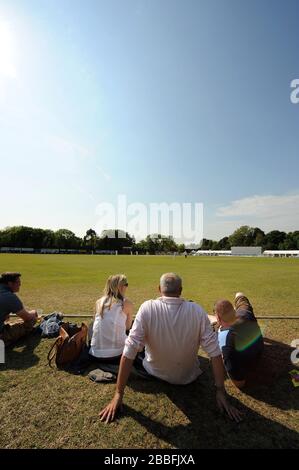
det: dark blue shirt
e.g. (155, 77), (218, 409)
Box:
(236, 307), (257, 322)
(218, 318), (264, 381)
(0, 284), (23, 333)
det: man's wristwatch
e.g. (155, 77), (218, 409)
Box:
(215, 384), (226, 393)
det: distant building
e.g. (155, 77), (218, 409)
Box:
(231, 246), (262, 256)
(194, 246), (262, 257)
(263, 250), (299, 258)
(194, 250), (231, 256)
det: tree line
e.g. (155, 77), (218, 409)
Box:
(0, 226), (183, 254)
(201, 226), (299, 251)
(0, 225), (298, 253)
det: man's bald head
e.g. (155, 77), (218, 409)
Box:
(214, 299), (236, 324)
(159, 273), (182, 297)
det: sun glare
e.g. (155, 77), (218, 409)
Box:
(0, 21), (17, 79)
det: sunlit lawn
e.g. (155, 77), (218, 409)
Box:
(0, 254), (298, 448)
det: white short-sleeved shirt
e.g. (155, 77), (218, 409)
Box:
(89, 298), (127, 358)
(123, 296), (221, 384)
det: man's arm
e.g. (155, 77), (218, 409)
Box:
(99, 355), (134, 423)
(211, 354), (226, 388)
(16, 308), (37, 324)
(199, 312), (242, 422)
(211, 355), (242, 422)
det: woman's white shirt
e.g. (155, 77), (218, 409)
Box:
(89, 298), (127, 358)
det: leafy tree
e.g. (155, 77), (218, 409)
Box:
(252, 227), (265, 247)
(228, 226), (252, 247)
(177, 243), (186, 253)
(42, 230), (55, 248)
(199, 238), (215, 250)
(216, 237), (231, 250)
(54, 229), (80, 249)
(282, 231), (299, 250)
(0, 226), (48, 248)
(134, 239), (148, 254)
(135, 234), (180, 254)
(84, 228), (98, 253)
(263, 230), (286, 250)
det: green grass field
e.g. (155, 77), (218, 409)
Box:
(0, 254), (298, 449)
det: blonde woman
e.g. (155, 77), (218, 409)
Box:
(89, 274), (133, 363)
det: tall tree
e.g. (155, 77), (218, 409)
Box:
(54, 229), (80, 250)
(263, 230), (287, 250)
(216, 236), (231, 250)
(228, 226), (252, 246)
(84, 228), (98, 253)
(199, 238), (215, 250)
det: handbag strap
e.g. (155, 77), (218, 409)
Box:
(47, 337), (61, 368)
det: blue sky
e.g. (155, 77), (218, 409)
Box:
(0, 0), (298, 241)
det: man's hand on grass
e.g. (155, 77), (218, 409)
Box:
(216, 389), (243, 423)
(99, 392), (123, 423)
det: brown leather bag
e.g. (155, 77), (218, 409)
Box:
(47, 322), (88, 368)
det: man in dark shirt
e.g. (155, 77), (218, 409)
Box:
(214, 294), (264, 388)
(0, 272), (38, 346)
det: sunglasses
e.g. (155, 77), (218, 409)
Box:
(123, 282), (128, 287)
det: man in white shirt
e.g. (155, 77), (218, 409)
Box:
(99, 273), (242, 423)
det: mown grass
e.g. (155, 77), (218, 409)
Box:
(0, 254), (298, 449)
(1, 253), (299, 315)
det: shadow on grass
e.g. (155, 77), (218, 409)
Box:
(122, 397), (299, 449)
(121, 346), (299, 449)
(0, 331), (41, 371)
(241, 337), (298, 411)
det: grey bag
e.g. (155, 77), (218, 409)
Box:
(39, 312), (64, 338)
(88, 368), (116, 383)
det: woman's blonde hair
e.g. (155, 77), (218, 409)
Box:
(97, 274), (128, 318)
